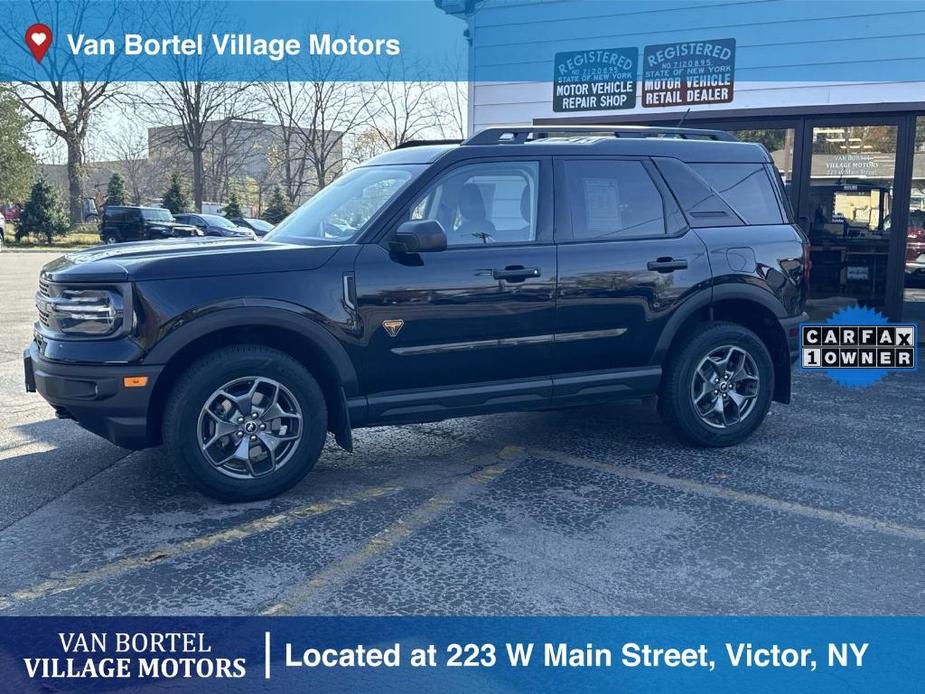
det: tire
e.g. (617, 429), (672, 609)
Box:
(658, 321), (774, 447)
(103, 233), (119, 245)
(163, 345), (327, 501)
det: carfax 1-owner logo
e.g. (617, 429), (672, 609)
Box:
(801, 306), (918, 387)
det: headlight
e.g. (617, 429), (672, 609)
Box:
(36, 283), (128, 337)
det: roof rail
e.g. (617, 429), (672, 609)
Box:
(394, 139), (463, 150)
(464, 125), (737, 145)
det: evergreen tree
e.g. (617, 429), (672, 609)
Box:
(162, 173), (189, 214)
(106, 173), (126, 206)
(222, 191), (243, 218)
(262, 186), (292, 224)
(18, 177), (70, 244)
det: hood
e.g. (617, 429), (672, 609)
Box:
(41, 237), (343, 283)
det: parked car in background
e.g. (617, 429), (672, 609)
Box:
(99, 207), (200, 244)
(229, 217), (274, 237)
(174, 213), (257, 239)
(0, 215), (5, 250)
(2, 203), (21, 222)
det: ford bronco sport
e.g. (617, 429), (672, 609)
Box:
(25, 126), (808, 501)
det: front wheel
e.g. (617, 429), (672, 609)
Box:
(658, 322), (774, 447)
(163, 345), (327, 501)
(103, 233), (119, 245)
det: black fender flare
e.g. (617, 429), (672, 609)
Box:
(144, 300), (359, 397)
(651, 283), (791, 402)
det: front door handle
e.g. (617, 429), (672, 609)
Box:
(492, 266), (541, 282)
(647, 257), (688, 273)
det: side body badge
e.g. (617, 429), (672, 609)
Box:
(382, 319), (405, 337)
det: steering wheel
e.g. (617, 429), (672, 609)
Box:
(318, 220), (354, 239)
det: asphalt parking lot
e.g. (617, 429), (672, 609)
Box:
(0, 251), (923, 616)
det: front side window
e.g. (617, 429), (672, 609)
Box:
(562, 160), (678, 241)
(267, 165), (425, 246)
(408, 161), (539, 246)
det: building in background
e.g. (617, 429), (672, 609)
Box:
(438, 0), (925, 331)
(43, 118), (343, 215)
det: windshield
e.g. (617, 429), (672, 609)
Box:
(246, 218), (273, 232)
(201, 214), (238, 229)
(141, 208), (174, 222)
(266, 165), (424, 245)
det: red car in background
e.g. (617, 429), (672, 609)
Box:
(908, 211), (925, 262)
(2, 204), (21, 222)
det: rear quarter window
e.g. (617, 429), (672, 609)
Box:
(690, 163), (783, 225)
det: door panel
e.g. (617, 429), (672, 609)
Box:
(553, 157), (711, 374)
(556, 235), (711, 371)
(352, 156), (557, 398)
(353, 243), (557, 395)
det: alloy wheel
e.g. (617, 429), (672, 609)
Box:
(690, 345), (760, 429)
(196, 376), (303, 479)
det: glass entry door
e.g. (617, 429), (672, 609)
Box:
(799, 122), (900, 320)
(903, 119), (925, 339)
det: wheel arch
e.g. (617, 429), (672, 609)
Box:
(144, 305), (358, 449)
(653, 285), (791, 404)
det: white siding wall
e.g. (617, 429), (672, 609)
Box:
(463, 0), (925, 133)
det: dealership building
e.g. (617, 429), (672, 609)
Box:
(438, 0), (925, 331)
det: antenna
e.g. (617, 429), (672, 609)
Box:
(676, 108), (692, 128)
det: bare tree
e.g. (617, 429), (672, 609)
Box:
(109, 127), (153, 204)
(258, 54), (378, 203)
(364, 58), (440, 150)
(139, 1), (253, 211)
(425, 53), (468, 140)
(202, 118), (265, 203)
(0, 0), (127, 223)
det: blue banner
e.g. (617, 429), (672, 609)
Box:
(2, 0), (925, 82)
(0, 617), (922, 692)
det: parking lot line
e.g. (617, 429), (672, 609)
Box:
(261, 446), (525, 616)
(532, 447), (925, 542)
(0, 485), (402, 612)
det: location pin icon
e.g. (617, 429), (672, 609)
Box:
(25, 23), (52, 63)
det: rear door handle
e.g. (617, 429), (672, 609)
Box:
(492, 266), (541, 282)
(647, 257), (688, 273)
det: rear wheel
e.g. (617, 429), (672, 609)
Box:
(163, 345), (327, 501)
(103, 233), (119, 244)
(658, 322), (774, 447)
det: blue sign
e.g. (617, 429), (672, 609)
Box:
(553, 47), (638, 112)
(0, 616), (923, 692)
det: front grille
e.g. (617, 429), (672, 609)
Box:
(35, 278), (54, 330)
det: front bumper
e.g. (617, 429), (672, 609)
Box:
(24, 341), (162, 450)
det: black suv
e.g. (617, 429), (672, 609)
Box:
(99, 206), (199, 244)
(25, 126), (808, 501)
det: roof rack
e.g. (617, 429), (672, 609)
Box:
(463, 125), (737, 145)
(394, 139), (463, 150)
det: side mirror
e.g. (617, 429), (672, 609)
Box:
(390, 220), (447, 254)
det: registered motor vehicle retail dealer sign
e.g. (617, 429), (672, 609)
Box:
(643, 38), (735, 108)
(553, 47), (638, 112)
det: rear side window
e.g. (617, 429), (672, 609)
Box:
(690, 163), (783, 225)
(561, 160), (682, 240)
